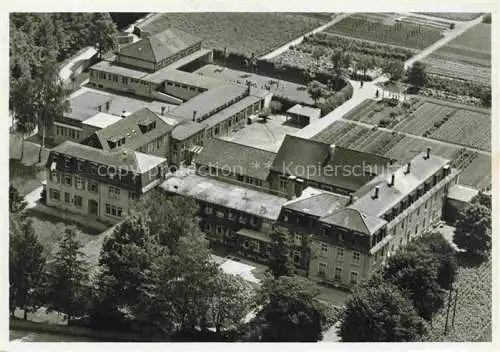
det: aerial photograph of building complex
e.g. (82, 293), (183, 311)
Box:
(8, 10), (493, 344)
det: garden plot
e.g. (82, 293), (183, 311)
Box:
(430, 109), (491, 152)
(137, 13), (327, 56)
(324, 13), (444, 50)
(394, 102), (457, 136)
(458, 154), (491, 190)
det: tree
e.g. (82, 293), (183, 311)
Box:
(206, 273), (256, 333)
(9, 217), (46, 319)
(47, 226), (89, 324)
(356, 55), (373, 80)
(9, 184), (27, 214)
(307, 80), (326, 105)
(471, 192), (491, 209)
(268, 232), (295, 278)
(407, 61), (428, 89)
(254, 275), (330, 342)
(311, 46), (326, 64)
(408, 232), (457, 290)
(382, 60), (405, 81)
(339, 281), (426, 341)
(88, 13), (118, 59)
(331, 48), (351, 75)
(383, 248), (445, 321)
(453, 203), (492, 259)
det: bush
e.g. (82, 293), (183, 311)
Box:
(270, 100), (283, 113)
(379, 118), (392, 127)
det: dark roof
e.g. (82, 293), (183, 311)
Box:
(320, 208), (386, 235)
(195, 138), (276, 180)
(271, 135), (393, 191)
(171, 83), (248, 121)
(48, 141), (166, 174)
(118, 27), (202, 64)
(351, 152), (451, 217)
(84, 108), (174, 151)
(283, 188), (349, 218)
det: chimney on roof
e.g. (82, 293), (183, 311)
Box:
(192, 110), (197, 122)
(373, 186), (380, 199)
(161, 106), (166, 115)
(405, 162), (411, 175)
(389, 173), (395, 187)
(425, 146), (431, 159)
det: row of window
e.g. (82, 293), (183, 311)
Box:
(318, 263), (359, 284)
(105, 203), (123, 218)
(50, 172), (98, 193)
(55, 125), (81, 140)
(204, 204), (259, 226)
(318, 241), (361, 265)
(165, 80), (204, 93)
(49, 189), (83, 208)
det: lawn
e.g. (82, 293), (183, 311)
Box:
(324, 13), (444, 50)
(10, 133), (49, 196)
(23, 210), (102, 263)
(422, 257), (491, 342)
(138, 13), (328, 56)
(311, 120), (491, 190)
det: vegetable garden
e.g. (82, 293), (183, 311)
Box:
(324, 13), (444, 50)
(136, 13), (328, 56)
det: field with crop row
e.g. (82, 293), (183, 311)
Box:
(424, 23), (491, 85)
(422, 258), (491, 342)
(324, 13), (444, 50)
(312, 120), (491, 190)
(137, 13), (328, 56)
(394, 102), (456, 136)
(423, 56), (490, 85)
(418, 13), (482, 21)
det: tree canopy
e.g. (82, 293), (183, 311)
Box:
(339, 280), (426, 341)
(407, 61), (428, 88)
(453, 203), (492, 259)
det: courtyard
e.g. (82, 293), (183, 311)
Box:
(220, 114), (300, 152)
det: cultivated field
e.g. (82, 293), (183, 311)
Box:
(324, 13), (444, 50)
(418, 13), (483, 21)
(312, 120), (491, 190)
(343, 99), (491, 152)
(137, 13), (328, 56)
(423, 23), (491, 85)
(422, 258), (491, 342)
(270, 32), (414, 76)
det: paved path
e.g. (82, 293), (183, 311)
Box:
(259, 13), (351, 60)
(404, 15), (484, 68)
(59, 46), (97, 83)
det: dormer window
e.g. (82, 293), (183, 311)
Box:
(139, 120), (156, 134)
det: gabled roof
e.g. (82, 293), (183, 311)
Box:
(271, 135), (393, 191)
(48, 141), (166, 174)
(351, 152), (451, 217)
(195, 138), (277, 180)
(320, 208), (386, 235)
(83, 108), (174, 152)
(118, 27), (202, 64)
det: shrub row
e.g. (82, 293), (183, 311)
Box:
(318, 80), (354, 115)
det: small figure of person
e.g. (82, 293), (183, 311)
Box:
(361, 81), (364, 88)
(375, 90), (380, 99)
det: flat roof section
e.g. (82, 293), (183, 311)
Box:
(82, 112), (123, 129)
(160, 173), (287, 220)
(90, 60), (149, 79)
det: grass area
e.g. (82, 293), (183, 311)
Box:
(422, 257), (491, 342)
(312, 119), (491, 190)
(10, 133), (49, 196)
(139, 13), (327, 56)
(24, 209), (102, 262)
(325, 13), (443, 50)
